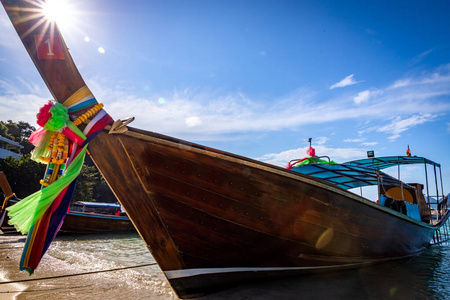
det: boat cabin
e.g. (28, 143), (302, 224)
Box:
(288, 155), (448, 225)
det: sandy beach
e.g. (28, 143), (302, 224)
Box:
(0, 231), (176, 300)
(0, 233), (27, 300)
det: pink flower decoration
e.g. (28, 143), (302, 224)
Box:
(36, 101), (53, 127)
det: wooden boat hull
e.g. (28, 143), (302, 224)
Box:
(1, 1), (446, 297)
(59, 212), (135, 233)
(87, 128), (440, 298)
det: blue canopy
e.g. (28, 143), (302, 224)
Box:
(73, 201), (121, 209)
(344, 156), (440, 169)
(290, 161), (414, 190)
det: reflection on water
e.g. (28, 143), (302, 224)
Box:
(1, 233), (450, 299)
(201, 243), (450, 300)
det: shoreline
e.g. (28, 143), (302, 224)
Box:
(0, 231), (176, 299)
(0, 231), (27, 300)
(0, 272), (26, 300)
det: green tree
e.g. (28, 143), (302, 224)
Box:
(0, 155), (45, 198)
(71, 164), (101, 203)
(0, 155), (108, 204)
(0, 122), (14, 140)
(0, 120), (35, 154)
(5, 120), (20, 140)
(93, 175), (116, 203)
(17, 121), (35, 140)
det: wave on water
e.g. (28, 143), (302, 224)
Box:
(1, 233), (176, 299)
(46, 233), (176, 297)
(3, 233), (450, 299)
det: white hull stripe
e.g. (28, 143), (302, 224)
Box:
(164, 263), (364, 279)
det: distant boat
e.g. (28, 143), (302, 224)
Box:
(1, 1), (449, 298)
(0, 172), (135, 234)
(58, 201), (136, 233)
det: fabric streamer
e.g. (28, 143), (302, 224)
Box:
(286, 157), (336, 169)
(7, 146), (86, 234)
(6, 86), (113, 274)
(285, 146), (336, 170)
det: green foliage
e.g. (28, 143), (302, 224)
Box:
(93, 176), (116, 203)
(0, 120), (36, 154)
(0, 155), (116, 204)
(71, 163), (116, 204)
(72, 164), (99, 203)
(4, 121), (20, 140)
(17, 121), (35, 140)
(0, 155), (45, 198)
(0, 122), (14, 140)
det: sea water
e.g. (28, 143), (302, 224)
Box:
(0, 232), (176, 299)
(1, 232), (450, 299)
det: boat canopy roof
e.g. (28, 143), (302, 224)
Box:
(344, 156), (440, 169)
(73, 201), (121, 209)
(291, 163), (413, 190)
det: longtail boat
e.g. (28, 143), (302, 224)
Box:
(0, 172), (134, 233)
(1, 1), (449, 298)
(58, 201), (135, 233)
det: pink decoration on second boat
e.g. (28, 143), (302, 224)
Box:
(306, 146), (315, 157)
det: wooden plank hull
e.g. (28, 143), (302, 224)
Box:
(1, 1), (445, 298)
(59, 212), (135, 233)
(88, 128), (439, 298)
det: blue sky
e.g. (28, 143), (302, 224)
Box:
(0, 0), (449, 196)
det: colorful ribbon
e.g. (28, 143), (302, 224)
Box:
(6, 86), (113, 274)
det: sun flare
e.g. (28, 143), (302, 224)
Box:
(42, 0), (74, 30)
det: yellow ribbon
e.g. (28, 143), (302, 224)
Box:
(62, 86), (93, 108)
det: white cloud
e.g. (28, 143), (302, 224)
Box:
(389, 79), (411, 89)
(412, 49), (434, 64)
(353, 89), (382, 104)
(388, 65), (450, 89)
(361, 142), (378, 146)
(0, 78), (51, 125)
(1, 65), (449, 144)
(376, 114), (437, 140)
(315, 137), (329, 145)
(344, 138), (364, 143)
(257, 145), (367, 167)
(0, 94), (45, 125)
(185, 116), (202, 127)
(330, 74), (362, 89)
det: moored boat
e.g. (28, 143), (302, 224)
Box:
(1, 172), (135, 234)
(57, 201), (135, 233)
(1, 1), (449, 298)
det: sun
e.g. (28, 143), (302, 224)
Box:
(42, 0), (75, 30)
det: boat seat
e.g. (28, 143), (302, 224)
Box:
(380, 195), (421, 220)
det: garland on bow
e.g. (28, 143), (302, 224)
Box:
(6, 95), (113, 274)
